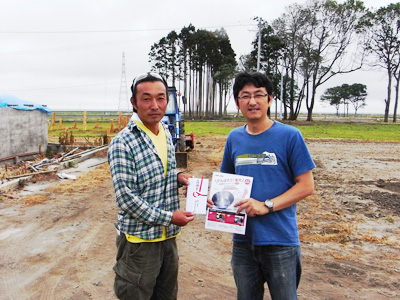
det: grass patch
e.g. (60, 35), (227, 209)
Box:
(295, 122), (400, 141)
(184, 121), (244, 137)
(185, 121), (400, 142)
(48, 114), (400, 142)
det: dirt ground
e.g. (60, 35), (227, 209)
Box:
(1, 135), (400, 300)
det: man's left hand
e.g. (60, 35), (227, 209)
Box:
(171, 211), (195, 226)
(177, 172), (192, 196)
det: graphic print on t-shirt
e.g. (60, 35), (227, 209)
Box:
(235, 151), (277, 166)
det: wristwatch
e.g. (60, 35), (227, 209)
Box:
(264, 199), (274, 212)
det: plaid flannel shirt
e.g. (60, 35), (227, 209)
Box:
(108, 119), (180, 240)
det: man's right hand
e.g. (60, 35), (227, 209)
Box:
(171, 211), (195, 226)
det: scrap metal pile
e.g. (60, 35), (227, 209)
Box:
(0, 145), (108, 189)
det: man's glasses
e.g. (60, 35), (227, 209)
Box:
(237, 93), (268, 101)
(132, 72), (164, 88)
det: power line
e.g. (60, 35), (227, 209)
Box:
(0, 34), (161, 56)
(0, 29), (168, 34)
(0, 20), (255, 56)
(0, 21), (254, 34)
(4, 81), (119, 92)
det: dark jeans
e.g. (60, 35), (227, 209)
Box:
(231, 241), (301, 300)
(113, 234), (178, 300)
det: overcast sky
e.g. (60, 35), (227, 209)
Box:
(0, 0), (396, 114)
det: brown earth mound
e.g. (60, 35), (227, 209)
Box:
(0, 137), (399, 299)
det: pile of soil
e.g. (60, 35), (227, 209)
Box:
(0, 136), (399, 300)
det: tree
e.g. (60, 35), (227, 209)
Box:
(321, 83), (367, 115)
(149, 25), (236, 118)
(359, 3), (400, 122)
(321, 86), (344, 116)
(300, 0), (367, 121)
(250, 20), (285, 75)
(148, 31), (180, 86)
(212, 29), (237, 116)
(347, 83), (367, 115)
(273, 4), (310, 120)
(241, 19), (290, 118)
(178, 24), (196, 116)
(267, 0), (367, 121)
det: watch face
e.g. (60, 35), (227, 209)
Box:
(265, 200), (273, 208)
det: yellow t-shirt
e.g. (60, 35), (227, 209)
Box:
(134, 121), (168, 176)
(126, 121), (178, 243)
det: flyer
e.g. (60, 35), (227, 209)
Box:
(205, 172), (253, 235)
(186, 177), (209, 214)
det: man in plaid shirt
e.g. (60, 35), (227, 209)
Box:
(108, 72), (194, 300)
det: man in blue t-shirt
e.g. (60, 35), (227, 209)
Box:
(220, 72), (315, 300)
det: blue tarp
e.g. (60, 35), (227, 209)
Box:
(0, 94), (52, 113)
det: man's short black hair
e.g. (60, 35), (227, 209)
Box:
(233, 72), (274, 106)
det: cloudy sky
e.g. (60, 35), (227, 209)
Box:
(0, 0), (395, 114)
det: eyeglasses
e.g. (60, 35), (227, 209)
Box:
(132, 72), (165, 89)
(237, 93), (268, 101)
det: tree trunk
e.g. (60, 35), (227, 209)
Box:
(306, 82), (314, 122)
(394, 73), (399, 123)
(384, 69), (392, 123)
(306, 108), (313, 122)
(189, 69), (193, 118)
(218, 81), (223, 116)
(198, 67), (204, 117)
(183, 57), (188, 117)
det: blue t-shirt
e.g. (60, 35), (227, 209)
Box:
(220, 121), (316, 246)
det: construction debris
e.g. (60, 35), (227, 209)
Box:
(0, 145), (108, 190)
(5, 170), (57, 180)
(56, 173), (77, 180)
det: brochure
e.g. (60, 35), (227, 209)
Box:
(186, 177), (209, 214)
(205, 172), (253, 235)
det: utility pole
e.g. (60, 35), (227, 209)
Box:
(118, 52), (129, 112)
(274, 57), (285, 120)
(256, 19), (262, 72)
